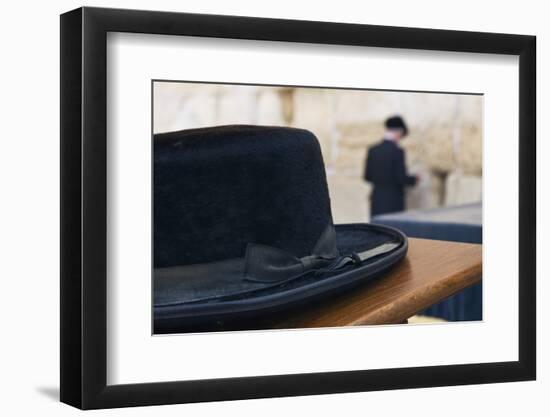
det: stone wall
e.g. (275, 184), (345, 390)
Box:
(154, 82), (482, 222)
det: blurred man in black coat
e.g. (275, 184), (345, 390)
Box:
(364, 116), (418, 217)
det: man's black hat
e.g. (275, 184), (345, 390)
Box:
(385, 115), (408, 136)
(153, 125), (408, 332)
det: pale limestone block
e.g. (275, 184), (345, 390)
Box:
(457, 124), (482, 175)
(154, 91), (218, 133)
(337, 122), (384, 149)
(331, 146), (367, 178)
(458, 95), (484, 125)
(217, 89), (257, 125)
(291, 89), (336, 162)
(256, 89), (285, 125)
(401, 133), (425, 168)
(332, 90), (402, 125)
(405, 168), (441, 210)
(399, 93), (458, 127)
(422, 125), (455, 173)
(326, 175), (371, 223)
(278, 88), (294, 125)
(444, 173), (482, 206)
(153, 82), (224, 133)
(455, 95), (483, 175)
(153, 92), (182, 133)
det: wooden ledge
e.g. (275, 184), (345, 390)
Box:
(272, 238), (482, 328)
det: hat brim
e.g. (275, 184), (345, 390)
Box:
(154, 223), (407, 333)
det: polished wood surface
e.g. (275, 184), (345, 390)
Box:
(273, 238), (482, 328)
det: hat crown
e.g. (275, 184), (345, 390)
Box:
(154, 125), (333, 268)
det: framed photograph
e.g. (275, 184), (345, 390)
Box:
(60, 6), (536, 409)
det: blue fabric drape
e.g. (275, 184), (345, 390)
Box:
(372, 203), (482, 321)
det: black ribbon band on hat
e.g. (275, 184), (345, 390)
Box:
(243, 223), (338, 283)
(243, 224), (400, 283)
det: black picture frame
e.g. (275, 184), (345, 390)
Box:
(60, 6), (536, 409)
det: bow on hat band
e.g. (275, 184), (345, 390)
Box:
(243, 224), (401, 283)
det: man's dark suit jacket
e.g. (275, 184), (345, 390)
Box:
(364, 139), (417, 216)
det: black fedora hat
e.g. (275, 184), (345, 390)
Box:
(154, 125), (408, 332)
(385, 115), (408, 136)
